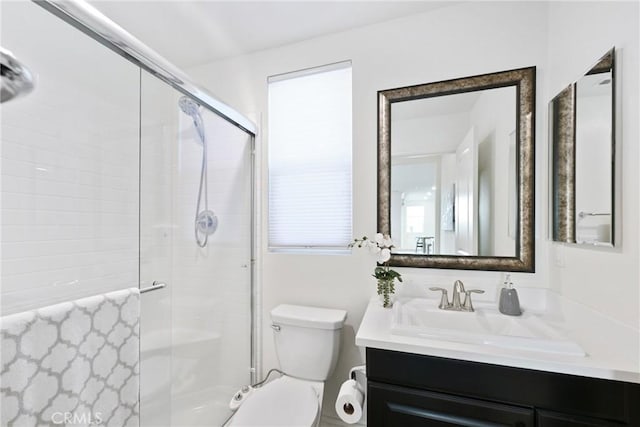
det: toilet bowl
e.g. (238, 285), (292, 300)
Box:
(229, 304), (347, 427)
(229, 376), (322, 427)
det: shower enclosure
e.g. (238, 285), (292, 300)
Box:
(1, 1), (256, 426)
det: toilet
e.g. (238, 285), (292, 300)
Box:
(229, 304), (347, 426)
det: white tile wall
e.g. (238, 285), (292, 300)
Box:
(1, 1), (140, 315)
(168, 106), (253, 427)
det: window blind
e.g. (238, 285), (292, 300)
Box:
(268, 62), (352, 251)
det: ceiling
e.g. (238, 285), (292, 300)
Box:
(89, 1), (455, 68)
(393, 91), (482, 121)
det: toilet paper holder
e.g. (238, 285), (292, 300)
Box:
(349, 365), (364, 379)
(349, 365), (366, 389)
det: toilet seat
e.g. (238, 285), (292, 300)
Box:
(229, 377), (319, 426)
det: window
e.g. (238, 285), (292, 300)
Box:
(405, 205), (425, 233)
(268, 62), (352, 252)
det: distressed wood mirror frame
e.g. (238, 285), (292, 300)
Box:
(378, 67), (536, 272)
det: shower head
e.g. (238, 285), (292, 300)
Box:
(178, 96), (200, 117)
(179, 95), (205, 143)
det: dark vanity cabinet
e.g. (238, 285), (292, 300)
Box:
(366, 348), (640, 427)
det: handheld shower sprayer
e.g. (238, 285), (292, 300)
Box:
(179, 95), (218, 247)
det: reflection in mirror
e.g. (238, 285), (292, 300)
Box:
(390, 87), (517, 257)
(378, 67), (536, 272)
(551, 48), (615, 246)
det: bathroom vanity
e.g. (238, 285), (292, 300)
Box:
(366, 348), (639, 426)
(356, 297), (640, 427)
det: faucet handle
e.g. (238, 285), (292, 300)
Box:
(429, 287), (451, 309)
(462, 289), (485, 312)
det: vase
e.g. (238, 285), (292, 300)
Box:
(377, 277), (396, 308)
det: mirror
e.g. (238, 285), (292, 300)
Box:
(550, 48), (615, 246)
(378, 67), (536, 272)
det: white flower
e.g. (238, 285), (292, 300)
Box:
(350, 233), (396, 263)
(378, 248), (391, 263)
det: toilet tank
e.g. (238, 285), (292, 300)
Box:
(271, 304), (347, 381)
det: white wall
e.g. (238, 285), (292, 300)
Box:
(1, 1), (140, 315)
(546, 2), (639, 328)
(189, 2), (551, 421)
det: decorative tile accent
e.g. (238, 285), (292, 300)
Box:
(1, 288), (140, 427)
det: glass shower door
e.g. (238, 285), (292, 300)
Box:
(140, 71), (253, 427)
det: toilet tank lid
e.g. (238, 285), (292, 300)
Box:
(271, 304), (347, 330)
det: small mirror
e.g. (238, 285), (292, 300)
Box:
(550, 48), (615, 246)
(378, 67), (536, 272)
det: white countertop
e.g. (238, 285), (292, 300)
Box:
(355, 293), (640, 384)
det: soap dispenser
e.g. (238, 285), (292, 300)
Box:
(499, 274), (522, 316)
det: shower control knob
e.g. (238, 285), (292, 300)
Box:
(229, 385), (254, 410)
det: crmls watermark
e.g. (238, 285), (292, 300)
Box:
(51, 412), (103, 425)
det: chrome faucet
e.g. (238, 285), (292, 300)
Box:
(429, 280), (485, 312)
(451, 280), (465, 309)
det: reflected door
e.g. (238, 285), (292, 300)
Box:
(455, 127), (477, 256)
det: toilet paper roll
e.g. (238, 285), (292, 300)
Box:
(335, 379), (364, 424)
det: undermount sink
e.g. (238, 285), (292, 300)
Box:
(391, 298), (586, 357)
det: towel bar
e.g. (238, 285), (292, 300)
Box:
(578, 211), (611, 219)
(140, 281), (167, 294)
